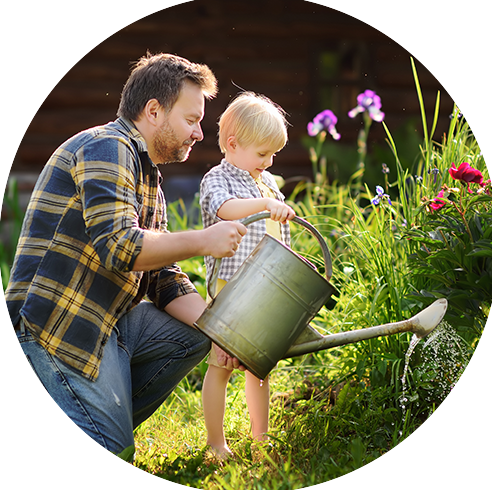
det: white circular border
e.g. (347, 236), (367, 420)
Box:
(1, 1), (490, 488)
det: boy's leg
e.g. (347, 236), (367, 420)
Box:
(202, 364), (233, 454)
(245, 371), (270, 440)
(117, 301), (211, 428)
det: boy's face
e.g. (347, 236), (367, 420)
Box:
(227, 138), (278, 180)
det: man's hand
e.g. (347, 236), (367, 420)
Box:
(203, 221), (247, 258)
(213, 343), (246, 371)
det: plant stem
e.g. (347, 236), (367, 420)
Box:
(450, 189), (474, 242)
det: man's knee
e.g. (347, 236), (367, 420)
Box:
(192, 332), (211, 360)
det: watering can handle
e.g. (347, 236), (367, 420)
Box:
(208, 211), (332, 299)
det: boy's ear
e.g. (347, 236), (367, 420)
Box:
(226, 135), (237, 152)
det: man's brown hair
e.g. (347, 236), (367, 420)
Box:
(117, 52), (218, 121)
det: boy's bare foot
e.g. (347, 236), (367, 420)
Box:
(206, 444), (233, 461)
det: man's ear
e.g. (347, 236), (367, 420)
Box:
(143, 99), (162, 127)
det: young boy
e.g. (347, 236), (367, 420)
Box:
(199, 92), (296, 457)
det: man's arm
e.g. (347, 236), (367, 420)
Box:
(132, 220), (246, 272)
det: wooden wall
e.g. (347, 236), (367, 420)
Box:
(10, 0), (452, 203)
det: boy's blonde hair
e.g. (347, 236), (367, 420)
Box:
(218, 92), (288, 154)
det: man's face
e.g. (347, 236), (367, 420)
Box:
(152, 81), (205, 164)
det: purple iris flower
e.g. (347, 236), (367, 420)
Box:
(429, 166), (440, 183)
(307, 109), (341, 140)
(371, 185), (392, 206)
(348, 90), (385, 122)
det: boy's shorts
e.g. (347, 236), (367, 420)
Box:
(206, 344), (233, 370)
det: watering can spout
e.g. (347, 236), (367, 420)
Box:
(283, 299), (448, 359)
(407, 298), (448, 338)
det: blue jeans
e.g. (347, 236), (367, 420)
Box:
(17, 301), (210, 455)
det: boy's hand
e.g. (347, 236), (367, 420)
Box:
(213, 343), (246, 371)
(265, 199), (296, 224)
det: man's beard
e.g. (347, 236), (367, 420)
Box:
(152, 121), (195, 164)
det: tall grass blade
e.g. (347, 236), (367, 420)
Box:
(411, 57), (430, 167)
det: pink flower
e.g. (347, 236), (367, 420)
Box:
(448, 162), (483, 185)
(479, 179), (491, 195)
(429, 190), (446, 212)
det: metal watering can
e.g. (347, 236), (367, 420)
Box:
(195, 212), (448, 380)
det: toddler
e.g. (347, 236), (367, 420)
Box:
(199, 92), (296, 457)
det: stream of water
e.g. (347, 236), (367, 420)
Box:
(399, 320), (469, 414)
(399, 333), (421, 412)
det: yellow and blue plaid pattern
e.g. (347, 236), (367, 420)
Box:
(6, 118), (195, 380)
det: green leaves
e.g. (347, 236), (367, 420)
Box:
(408, 198), (491, 335)
(468, 239), (492, 258)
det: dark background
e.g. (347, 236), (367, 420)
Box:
(9, 0), (452, 208)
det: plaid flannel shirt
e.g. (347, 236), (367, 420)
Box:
(199, 159), (291, 284)
(6, 118), (195, 381)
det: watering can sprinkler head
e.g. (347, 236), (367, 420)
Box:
(407, 298), (448, 338)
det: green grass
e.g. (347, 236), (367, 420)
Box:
(131, 361), (403, 488)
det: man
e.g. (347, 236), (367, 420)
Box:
(6, 53), (246, 457)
